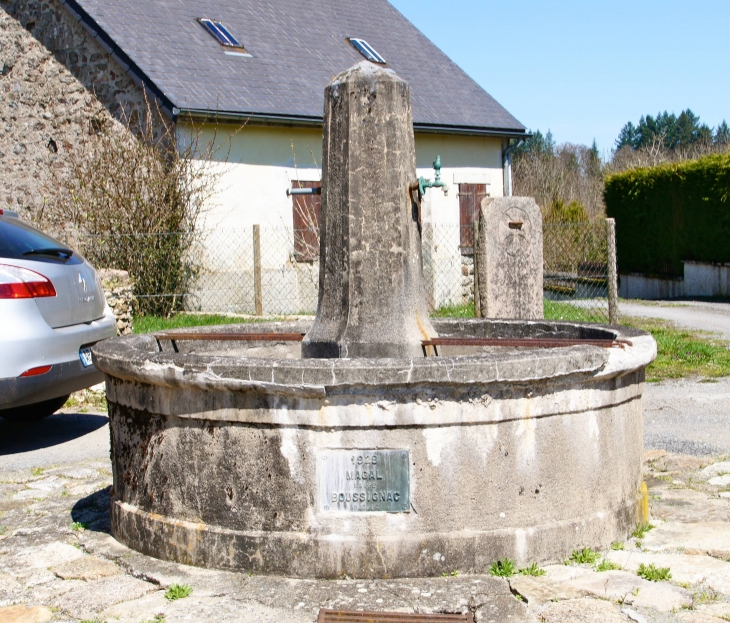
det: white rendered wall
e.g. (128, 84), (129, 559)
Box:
(178, 122), (504, 313)
(619, 261), (730, 299)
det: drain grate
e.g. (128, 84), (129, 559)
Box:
(317, 610), (474, 623)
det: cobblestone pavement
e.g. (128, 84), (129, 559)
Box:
(1, 450), (730, 623)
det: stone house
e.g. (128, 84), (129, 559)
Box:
(0, 0), (527, 313)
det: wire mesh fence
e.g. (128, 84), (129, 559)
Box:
(542, 222), (613, 324)
(76, 221), (616, 322)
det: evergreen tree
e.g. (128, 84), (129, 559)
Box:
(615, 109), (715, 151)
(715, 120), (730, 146)
(615, 122), (639, 149)
(512, 129), (555, 158)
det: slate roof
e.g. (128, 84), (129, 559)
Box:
(65, 0), (526, 135)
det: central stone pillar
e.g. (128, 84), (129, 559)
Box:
(302, 62), (436, 358)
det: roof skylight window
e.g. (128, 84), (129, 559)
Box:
(348, 38), (386, 64)
(198, 18), (246, 50)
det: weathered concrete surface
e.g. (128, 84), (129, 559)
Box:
(302, 62), (435, 358)
(93, 318), (655, 578)
(477, 197), (543, 320)
(3, 450), (730, 622)
(564, 569), (692, 611)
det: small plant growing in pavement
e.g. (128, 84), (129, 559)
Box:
(71, 521), (88, 531)
(611, 541), (625, 550)
(519, 563), (546, 576)
(489, 558), (516, 577)
(637, 563), (671, 582)
(164, 584), (193, 601)
(30, 467), (44, 477)
(595, 558), (622, 572)
(140, 615), (166, 623)
(569, 547), (599, 565)
(693, 587), (720, 604)
(632, 522), (655, 539)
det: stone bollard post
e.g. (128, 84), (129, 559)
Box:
(477, 197), (543, 319)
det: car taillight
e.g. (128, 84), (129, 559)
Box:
(0, 264), (56, 299)
(20, 365), (53, 377)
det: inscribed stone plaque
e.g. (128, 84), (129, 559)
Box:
(318, 449), (410, 512)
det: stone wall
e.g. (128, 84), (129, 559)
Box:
(461, 254), (475, 304)
(99, 268), (134, 336)
(0, 0), (145, 217)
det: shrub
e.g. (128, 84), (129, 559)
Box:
(44, 98), (225, 317)
(604, 153), (730, 275)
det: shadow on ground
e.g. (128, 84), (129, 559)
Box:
(72, 486), (112, 533)
(0, 411), (108, 455)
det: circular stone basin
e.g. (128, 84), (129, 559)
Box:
(93, 318), (656, 579)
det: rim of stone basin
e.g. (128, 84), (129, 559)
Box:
(93, 318), (656, 401)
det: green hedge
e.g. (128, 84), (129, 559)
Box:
(604, 153), (730, 275)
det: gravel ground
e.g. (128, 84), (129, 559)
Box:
(619, 300), (730, 339)
(644, 377), (730, 457)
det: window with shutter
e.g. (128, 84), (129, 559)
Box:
(458, 183), (488, 253)
(292, 181), (321, 262)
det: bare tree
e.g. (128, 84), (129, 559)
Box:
(44, 96), (225, 316)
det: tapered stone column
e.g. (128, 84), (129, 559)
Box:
(302, 62), (436, 358)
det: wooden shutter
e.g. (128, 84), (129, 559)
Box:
(292, 181), (321, 262)
(458, 183), (488, 252)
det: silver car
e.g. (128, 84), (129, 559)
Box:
(0, 210), (117, 421)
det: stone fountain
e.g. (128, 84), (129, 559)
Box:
(93, 62), (656, 579)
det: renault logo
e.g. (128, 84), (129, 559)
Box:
(78, 273), (87, 292)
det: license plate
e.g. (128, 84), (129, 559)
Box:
(79, 347), (93, 368)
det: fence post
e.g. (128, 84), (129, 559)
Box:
(606, 217), (619, 324)
(253, 224), (263, 316)
(473, 220), (481, 317)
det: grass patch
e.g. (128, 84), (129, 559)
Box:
(568, 547), (599, 565)
(544, 300), (609, 323)
(164, 584), (193, 601)
(519, 562), (546, 576)
(595, 558), (622, 572)
(637, 563), (671, 582)
(71, 521), (88, 532)
(431, 302), (475, 318)
(140, 615), (166, 623)
(133, 313), (279, 334)
(623, 317), (730, 382)
(489, 558), (516, 577)
(432, 300), (609, 322)
(632, 522), (655, 539)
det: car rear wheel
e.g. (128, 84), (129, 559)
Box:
(0, 395), (70, 422)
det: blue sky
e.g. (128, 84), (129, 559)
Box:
(389, 0), (730, 155)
